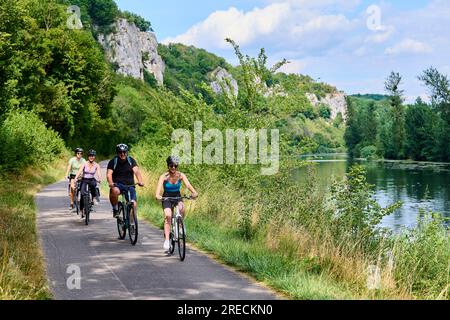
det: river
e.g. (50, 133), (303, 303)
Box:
(295, 154), (450, 231)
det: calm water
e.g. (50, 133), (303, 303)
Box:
(294, 154), (450, 231)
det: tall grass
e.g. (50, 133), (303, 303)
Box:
(131, 145), (449, 299)
(0, 155), (67, 300)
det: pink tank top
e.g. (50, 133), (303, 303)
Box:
(83, 163), (97, 179)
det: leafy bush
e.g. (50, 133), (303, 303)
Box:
(360, 145), (378, 160)
(120, 11), (152, 32)
(318, 103), (331, 119)
(329, 165), (401, 244)
(0, 111), (65, 172)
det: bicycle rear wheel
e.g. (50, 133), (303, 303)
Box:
(128, 205), (138, 245)
(177, 217), (186, 261)
(117, 202), (126, 239)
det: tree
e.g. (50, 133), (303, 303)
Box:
(362, 101), (377, 146)
(0, 0), (116, 143)
(344, 97), (361, 157)
(121, 11), (153, 32)
(385, 71), (406, 159)
(418, 67), (450, 161)
(405, 100), (438, 161)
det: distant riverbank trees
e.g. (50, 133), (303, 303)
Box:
(345, 68), (450, 162)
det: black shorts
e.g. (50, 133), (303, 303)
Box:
(162, 193), (182, 210)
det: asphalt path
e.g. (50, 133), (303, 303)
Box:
(36, 162), (279, 300)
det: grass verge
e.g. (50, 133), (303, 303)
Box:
(0, 154), (67, 300)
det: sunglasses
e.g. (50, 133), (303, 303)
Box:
(169, 164), (178, 168)
(118, 151), (127, 155)
(77, 152), (83, 155)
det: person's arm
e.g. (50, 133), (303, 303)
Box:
(155, 175), (165, 200)
(132, 166), (145, 187)
(65, 160), (72, 178)
(74, 163), (85, 181)
(107, 169), (114, 188)
(96, 163), (102, 183)
(181, 173), (198, 198)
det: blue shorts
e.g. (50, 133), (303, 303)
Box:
(116, 183), (137, 202)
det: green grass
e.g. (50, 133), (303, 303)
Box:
(0, 154), (67, 300)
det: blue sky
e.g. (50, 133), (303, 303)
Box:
(115, 0), (449, 101)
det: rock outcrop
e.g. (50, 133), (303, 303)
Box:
(210, 67), (238, 98)
(97, 18), (165, 85)
(306, 92), (347, 119)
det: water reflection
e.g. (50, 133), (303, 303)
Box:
(295, 155), (450, 231)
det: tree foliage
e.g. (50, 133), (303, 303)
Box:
(0, 0), (116, 154)
(345, 68), (450, 162)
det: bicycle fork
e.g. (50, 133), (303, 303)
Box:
(172, 208), (181, 241)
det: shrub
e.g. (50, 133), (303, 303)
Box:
(360, 145), (378, 160)
(0, 110), (65, 172)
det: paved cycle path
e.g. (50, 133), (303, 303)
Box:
(36, 162), (278, 300)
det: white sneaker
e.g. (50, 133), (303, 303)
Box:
(163, 240), (170, 251)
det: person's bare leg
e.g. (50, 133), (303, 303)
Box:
(109, 187), (120, 206)
(164, 208), (172, 240)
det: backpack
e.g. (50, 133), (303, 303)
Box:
(113, 156), (132, 170)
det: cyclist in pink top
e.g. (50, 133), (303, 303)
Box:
(75, 150), (102, 216)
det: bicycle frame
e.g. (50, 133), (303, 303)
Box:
(171, 204), (182, 241)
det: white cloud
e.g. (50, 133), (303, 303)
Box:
(385, 39), (433, 56)
(163, 1), (357, 52)
(263, 0), (361, 11)
(163, 3), (290, 48)
(365, 26), (395, 44)
(277, 59), (308, 74)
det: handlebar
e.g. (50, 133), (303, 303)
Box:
(111, 183), (144, 188)
(158, 195), (196, 201)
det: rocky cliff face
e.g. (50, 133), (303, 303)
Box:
(97, 18), (165, 85)
(210, 67), (238, 98)
(306, 92), (347, 119)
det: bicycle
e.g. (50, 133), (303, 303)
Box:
(68, 176), (81, 215)
(159, 195), (193, 261)
(80, 180), (95, 225)
(115, 184), (139, 246)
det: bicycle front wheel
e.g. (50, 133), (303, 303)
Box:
(84, 195), (90, 225)
(177, 217), (186, 261)
(128, 205), (138, 246)
(75, 189), (80, 215)
(117, 202), (126, 239)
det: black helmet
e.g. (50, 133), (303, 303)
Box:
(88, 149), (96, 157)
(75, 147), (83, 155)
(166, 156), (180, 166)
(116, 143), (128, 154)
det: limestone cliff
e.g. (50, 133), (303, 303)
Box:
(306, 92), (347, 119)
(97, 18), (165, 85)
(210, 67), (239, 98)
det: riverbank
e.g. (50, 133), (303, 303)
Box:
(0, 155), (67, 300)
(355, 158), (450, 171)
